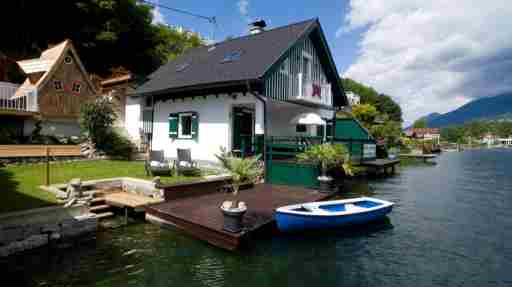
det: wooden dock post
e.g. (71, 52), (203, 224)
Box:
(45, 147), (50, 186)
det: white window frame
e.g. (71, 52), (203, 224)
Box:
(302, 52), (312, 81)
(178, 112), (193, 139)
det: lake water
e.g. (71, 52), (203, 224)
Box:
(3, 149), (512, 286)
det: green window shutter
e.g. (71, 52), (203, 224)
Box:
(191, 112), (199, 141)
(169, 113), (178, 138)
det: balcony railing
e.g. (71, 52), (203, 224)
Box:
(292, 73), (332, 106)
(0, 82), (38, 112)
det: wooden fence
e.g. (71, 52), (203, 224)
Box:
(0, 145), (81, 158)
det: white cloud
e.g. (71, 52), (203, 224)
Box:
(237, 0), (251, 22)
(342, 0), (512, 125)
(151, 1), (166, 25)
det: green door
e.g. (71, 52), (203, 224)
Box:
(232, 107), (254, 157)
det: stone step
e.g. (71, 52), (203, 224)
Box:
(89, 204), (111, 212)
(90, 197), (105, 205)
(94, 211), (115, 220)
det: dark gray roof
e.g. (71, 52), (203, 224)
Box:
(137, 19), (318, 96)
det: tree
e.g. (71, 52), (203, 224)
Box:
(412, 119), (427, 129)
(0, 0), (203, 77)
(441, 126), (465, 143)
(351, 104), (379, 128)
(79, 98), (116, 148)
(341, 78), (403, 122)
(377, 94), (403, 122)
(297, 144), (350, 178)
(216, 148), (262, 208)
(154, 24), (204, 63)
(370, 120), (402, 147)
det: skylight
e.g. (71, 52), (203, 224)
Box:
(176, 62), (189, 72)
(221, 51), (242, 63)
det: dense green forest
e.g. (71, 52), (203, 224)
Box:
(441, 121), (512, 143)
(0, 0), (203, 77)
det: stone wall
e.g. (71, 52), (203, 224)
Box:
(0, 205), (97, 257)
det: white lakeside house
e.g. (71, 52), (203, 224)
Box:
(346, 91), (360, 106)
(126, 19), (349, 166)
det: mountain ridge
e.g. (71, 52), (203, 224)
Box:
(412, 93), (512, 128)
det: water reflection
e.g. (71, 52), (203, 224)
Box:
(192, 256), (226, 287)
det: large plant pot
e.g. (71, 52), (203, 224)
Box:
(220, 205), (247, 233)
(317, 176), (333, 193)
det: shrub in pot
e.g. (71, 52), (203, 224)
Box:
(297, 143), (350, 193)
(216, 148), (262, 233)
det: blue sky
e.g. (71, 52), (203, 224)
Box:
(151, 1), (512, 125)
(151, 0), (361, 74)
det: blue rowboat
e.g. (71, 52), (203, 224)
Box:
(275, 197), (394, 232)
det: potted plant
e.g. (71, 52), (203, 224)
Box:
(216, 148), (262, 233)
(297, 143), (349, 193)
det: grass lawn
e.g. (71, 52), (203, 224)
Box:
(0, 160), (206, 214)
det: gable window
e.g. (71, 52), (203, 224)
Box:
(169, 112), (199, 140)
(64, 56), (73, 64)
(53, 80), (63, 91)
(72, 82), (81, 94)
(302, 55), (311, 81)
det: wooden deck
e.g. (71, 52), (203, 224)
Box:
(145, 184), (331, 251)
(103, 192), (163, 211)
(400, 153), (437, 162)
(359, 158), (400, 175)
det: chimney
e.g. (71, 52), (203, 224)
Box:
(249, 20), (267, 35)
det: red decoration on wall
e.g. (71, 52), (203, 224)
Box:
(312, 84), (321, 98)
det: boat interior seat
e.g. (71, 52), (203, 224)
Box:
(301, 204), (330, 214)
(345, 203), (366, 212)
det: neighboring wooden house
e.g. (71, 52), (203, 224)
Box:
(0, 40), (97, 137)
(406, 128), (441, 144)
(99, 68), (137, 128)
(128, 19), (348, 166)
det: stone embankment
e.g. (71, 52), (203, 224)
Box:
(0, 205), (97, 257)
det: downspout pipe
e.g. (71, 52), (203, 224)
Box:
(246, 80), (268, 164)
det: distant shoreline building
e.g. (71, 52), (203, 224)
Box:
(406, 128), (441, 144)
(481, 133), (497, 145)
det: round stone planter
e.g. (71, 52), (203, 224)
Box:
(317, 176), (334, 193)
(220, 205), (247, 233)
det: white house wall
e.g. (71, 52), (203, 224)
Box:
(151, 93), (262, 164)
(125, 96), (142, 144)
